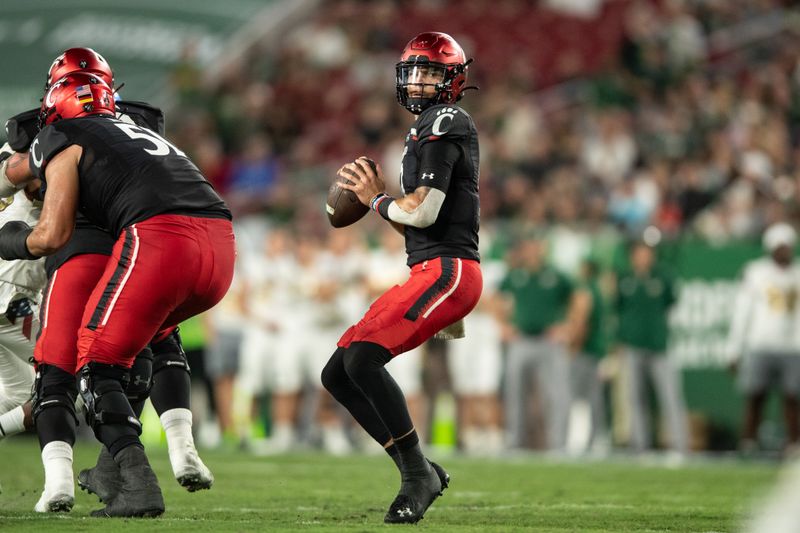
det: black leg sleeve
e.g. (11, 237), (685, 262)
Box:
(321, 347), (392, 445)
(149, 330), (191, 414)
(33, 365), (79, 449)
(341, 342), (414, 439)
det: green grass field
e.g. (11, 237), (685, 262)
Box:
(0, 438), (781, 532)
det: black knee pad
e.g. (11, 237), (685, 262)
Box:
(151, 328), (191, 376)
(77, 362), (141, 435)
(32, 364), (78, 425)
(342, 342), (392, 385)
(127, 347), (153, 404)
(321, 347), (348, 395)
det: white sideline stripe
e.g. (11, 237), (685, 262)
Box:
(422, 258), (462, 319)
(101, 225), (140, 327)
(43, 269), (57, 329)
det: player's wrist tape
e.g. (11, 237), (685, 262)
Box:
(370, 193), (394, 220)
(0, 221), (37, 260)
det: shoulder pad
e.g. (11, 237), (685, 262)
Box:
(115, 100), (165, 135)
(29, 123), (73, 179)
(416, 104), (471, 143)
(5, 108), (40, 152)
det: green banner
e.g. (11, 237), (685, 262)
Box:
(0, 0), (267, 130)
(663, 239), (778, 447)
(666, 239), (763, 368)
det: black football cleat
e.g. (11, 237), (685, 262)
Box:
(78, 446), (123, 503)
(89, 446), (164, 518)
(384, 460), (449, 524)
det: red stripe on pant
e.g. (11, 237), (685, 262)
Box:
(34, 253), (109, 374)
(77, 214), (236, 369)
(337, 257), (482, 356)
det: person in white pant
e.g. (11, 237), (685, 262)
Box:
(0, 152), (46, 437)
(446, 258), (505, 455)
(727, 222), (800, 453)
(0, 144), (47, 499)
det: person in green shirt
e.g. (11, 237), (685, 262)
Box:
(499, 235), (573, 451)
(553, 260), (608, 454)
(615, 242), (688, 454)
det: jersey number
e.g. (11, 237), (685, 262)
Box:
(113, 122), (186, 157)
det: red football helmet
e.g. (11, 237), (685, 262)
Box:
(45, 47), (114, 90)
(39, 73), (115, 127)
(396, 32), (473, 114)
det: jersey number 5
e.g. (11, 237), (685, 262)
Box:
(113, 122), (186, 157)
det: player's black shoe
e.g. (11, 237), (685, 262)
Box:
(89, 446), (164, 518)
(384, 460), (449, 524)
(78, 446), (122, 503)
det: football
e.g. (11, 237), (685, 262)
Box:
(326, 158), (376, 228)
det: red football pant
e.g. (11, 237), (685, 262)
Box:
(34, 253), (108, 374)
(77, 214), (236, 370)
(338, 257), (482, 356)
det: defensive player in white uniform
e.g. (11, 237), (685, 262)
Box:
(445, 249), (505, 455)
(238, 228), (293, 445)
(0, 143), (46, 438)
(728, 222), (800, 452)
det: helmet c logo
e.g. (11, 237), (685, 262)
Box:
(44, 79), (66, 108)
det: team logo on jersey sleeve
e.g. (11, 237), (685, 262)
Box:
(432, 107), (459, 136)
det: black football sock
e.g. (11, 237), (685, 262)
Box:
(130, 399), (146, 418)
(150, 366), (191, 413)
(386, 443), (403, 471)
(393, 430), (429, 480)
(36, 407), (77, 448)
(340, 342), (429, 480)
(321, 347), (393, 447)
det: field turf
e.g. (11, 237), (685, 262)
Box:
(0, 437), (780, 532)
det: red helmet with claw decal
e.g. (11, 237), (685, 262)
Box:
(39, 73), (115, 127)
(395, 32), (473, 114)
(45, 47), (114, 90)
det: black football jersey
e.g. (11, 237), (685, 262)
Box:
(399, 104), (480, 266)
(29, 115), (230, 240)
(45, 102), (170, 275)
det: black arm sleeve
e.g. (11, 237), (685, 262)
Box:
(417, 139), (461, 193)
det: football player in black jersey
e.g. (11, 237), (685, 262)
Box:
(321, 32), (483, 524)
(1, 48), (214, 513)
(0, 72), (235, 517)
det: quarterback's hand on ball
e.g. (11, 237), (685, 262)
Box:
(337, 157), (385, 206)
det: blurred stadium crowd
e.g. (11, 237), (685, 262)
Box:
(151, 0), (800, 456)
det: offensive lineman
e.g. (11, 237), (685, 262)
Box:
(3, 48), (214, 513)
(0, 72), (234, 517)
(321, 32), (482, 524)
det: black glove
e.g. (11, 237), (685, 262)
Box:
(0, 221), (37, 260)
(5, 108), (40, 152)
